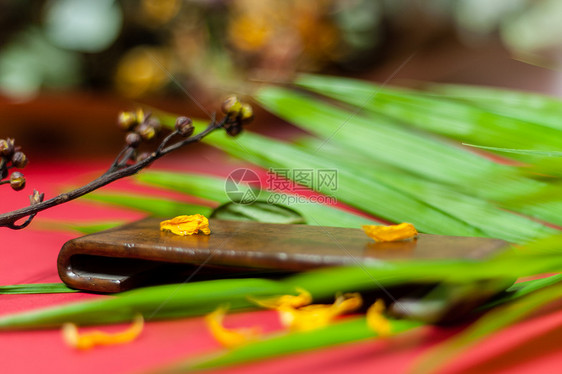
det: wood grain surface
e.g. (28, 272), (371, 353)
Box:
(58, 218), (507, 292)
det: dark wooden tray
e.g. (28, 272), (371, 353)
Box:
(58, 218), (507, 293)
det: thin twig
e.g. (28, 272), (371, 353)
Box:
(0, 117), (228, 229)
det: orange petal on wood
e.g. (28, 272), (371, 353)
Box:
(160, 214), (211, 236)
(362, 222), (418, 242)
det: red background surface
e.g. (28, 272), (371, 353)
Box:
(1, 155), (562, 374)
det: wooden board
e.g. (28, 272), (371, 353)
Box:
(58, 218), (507, 293)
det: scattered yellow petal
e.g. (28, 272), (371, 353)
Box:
(362, 222), (418, 242)
(249, 287), (312, 309)
(160, 214), (211, 236)
(62, 314), (144, 350)
(333, 292), (363, 313)
(366, 299), (391, 337)
(278, 292), (362, 332)
(205, 305), (262, 349)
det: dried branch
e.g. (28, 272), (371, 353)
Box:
(0, 96), (253, 230)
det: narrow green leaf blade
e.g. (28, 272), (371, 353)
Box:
(183, 318), (422, 371)
(426, 83), (562, 132)
(412, 282), (562, 374)
(0, 283), (78, 294)
(211, 201), (306, 224)
(483, 274), (562, 309)
(295, 74), (562, 152)
(464, 143), (562, 157)
(0, 278), (294, 330)
(83, 191), (213, 217)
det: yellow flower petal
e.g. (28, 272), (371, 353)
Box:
(366, 299), (391, 337)
(205, 305), (262, 349)
(62, 314), (144, 350)
(278, 293), (363, 332)
(160, 214), (211, 236)
(249, 287), (312, 309)
(333, 292), (363, 313)
(362, 222), (418, 242)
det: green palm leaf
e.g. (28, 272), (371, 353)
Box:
(426, 82), (562, 132)
(255, 85), (511, 188)
(295, 74), (562, 152)
(201, 128), (553, 241)
(276, 76), (562, 227)
(291, 136), (555, 242)
(202, 130), (481, 236)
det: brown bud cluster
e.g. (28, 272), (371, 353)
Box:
(0, 138), (29, 192)
(113, 98), (253, 169)
(117, 109), (162, 145)
(116, 109), (165, 167)
(221, 96), (254, 137)
(117, 108), (199, 151)
(116, 109), (196, 167)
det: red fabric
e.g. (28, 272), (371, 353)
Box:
(1, 156), (561, 374)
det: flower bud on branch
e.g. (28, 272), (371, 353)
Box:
(175, 117), (194, 137)
(0, 138), (15, 157)
(9, 171), (26, 191)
